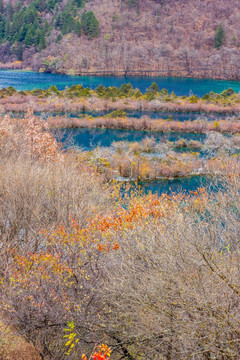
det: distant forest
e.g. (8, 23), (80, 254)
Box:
(0, 0), (99, 59)
(0, 0), (239, 79)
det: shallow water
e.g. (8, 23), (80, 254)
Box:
(1, 71), (230, 196)
(126, 176), (210, 196)
(39, 110), (230, 122)
(1, 70), (240, 96)
(59, 128), (206, 151)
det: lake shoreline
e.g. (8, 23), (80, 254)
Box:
(1, 65), (240, 82)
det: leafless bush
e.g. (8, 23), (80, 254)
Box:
(100, 176), (240, 359)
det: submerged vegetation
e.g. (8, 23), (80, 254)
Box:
(84, 132), (240, 180)
(47, 114), (240, 134)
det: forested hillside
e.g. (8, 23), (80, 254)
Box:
(0, 0), (240, 79)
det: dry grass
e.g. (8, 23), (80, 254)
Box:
(1, 109), (240, 359)
(0, 319), (41, 360)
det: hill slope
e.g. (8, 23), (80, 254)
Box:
(1, 0), (240, 79)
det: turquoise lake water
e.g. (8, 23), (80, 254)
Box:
(39, 110), (229, 122)
(1, 70), (240, 96)
(60, 128), (206, 151)
(0, 70), (224, 195)
(131, 176), (210, 196)
(60, 128), (209, 195)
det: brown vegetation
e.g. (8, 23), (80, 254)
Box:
(1, 89), (240, 114)
(48, 114), (240, 134)
(0, 319), (41, 360)
(1, 0), (240, 79)
(1, 110), (240, 359)
(32, 0), (240, 79)
(85, 145), (204, 180)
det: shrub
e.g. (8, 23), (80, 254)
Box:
(221, 87), (235, 98)
(106, 109), (127, 118)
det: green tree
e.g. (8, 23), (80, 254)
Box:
(125, 0), (138, 8)
(11, 13), (21, 38)
(67, 15), (75, 32)
(46, 0), (56, 11)
(39, 31), (46, 51)
(6, 1), (14, 19)
(24, 9), (37, 24)
(5, 17), (11, 41)
(18, 24), (28, 42)
(0, 14), (5, 40)
(34, 0), (45, 12)
(24, 26), (35, 47)
(81, 11), (99, 39)
(0, 0), (4, 14)
(74, 20), (81, 36)
(12, 42), (24, 60)
(14, 0), (23, 13)
(61, 22), (68, 35)
(56, 33), (62, 43)
(120, 83), (134, 96)
(74, 0), (84, 7)
(43, 20), (50, 33)
(149, 82), (159, 93)
(61, 5), (74, 34)
(214, 24), (225, 49)
(55, 14), (62, 28)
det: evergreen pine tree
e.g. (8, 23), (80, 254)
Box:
(18, 24), (27, 42)
(0, 14), (5, 40)
(13, 42), (23, 60)
(149, 82), (159, 93)
(5, 17), (11, 41)
(34, 28), (41, 45)
(0, 0), (99, 52)
(81, 11), (99, 39)
(6, 1), (14, 19)
(39, 31), (46, 51)
(214, 24), (225, 49)
(67, 15), (75, 32)
(24, 9), (37, 24)
(55, 14), (62, 28)
(74, 20), (81, 36)
(15, 0), (23, 13)
(47, 0), (56, 12)
(56, 33), (62, 43)
(61, 22), (68, 34)
(74, 0), (84, 7)
(43, 20), (50, 33)
(24, 26), (35, 47)
(36, 0), (45, 12)
(0, 0), (4, 14)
